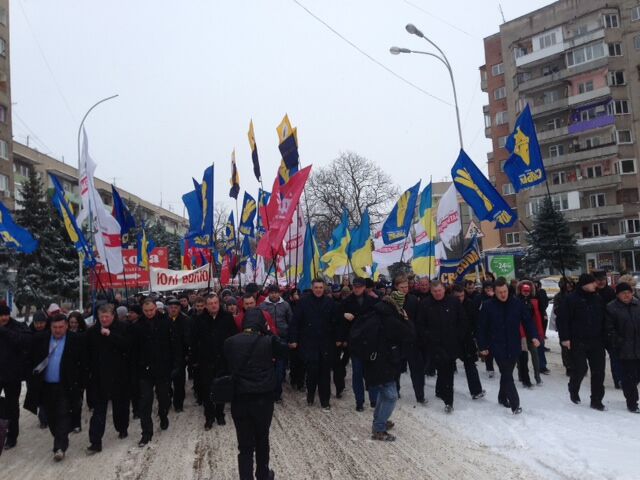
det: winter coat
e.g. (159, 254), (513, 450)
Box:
(363, 300), (413, 387)
(0, 318), (32, 383)
(235, 309), (278, 336)
(557, 289), (606, 344)
(598, 285), (616, 305)
(224, 332), (289, 397)
(418, 295), (465, 361)
(85, 320), (132, 398)
(477, 296), (539, 361)
(131, 313), (182, 381)
(340, 293), (378, 339)
(404, 292), (425, 347)
(518, 296), (545, 340)
(259, 298), (293, 339)
(24, 331), (84, 414)
(168, 311), (192, 364)
(192, 309), (238, 381)
(289, 293), (342, 361)
(606, 298), (640, 360)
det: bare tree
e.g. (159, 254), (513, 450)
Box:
(305, 151), (399, 247)
(213, 204), (231, 251)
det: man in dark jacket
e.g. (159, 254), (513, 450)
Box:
(166, 297), (190, 412)
(478, 279), (539, 414)
(0, 305), (31, 449)
(341, 277), (379, 411)
(85, 304), (132, 453)
(192, 293), (238, 429)
(557, 273), (607, 410)
(474, 281), (496, 377)
(606, 282), (640, 413)
(419, 281), (465, 412)
(594, 270), (622, 389)
(26, 314), (84, 461)
(289, 278), (342, 410)
(132, 299), (182, 446)
(364, 294), (413, 441)
(224, 308), (288, 480)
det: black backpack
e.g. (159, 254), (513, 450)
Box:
(349, 310), (382, 361)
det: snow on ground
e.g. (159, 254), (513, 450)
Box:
(1, 333), (637, 480)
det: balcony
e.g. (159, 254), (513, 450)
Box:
(564, 28), (605, 50)
(481, 77), (488, 92)
(567, 115), (615, 135)
(485, 126), (492, 138)
(516, 58), (608, 93)
(542, 144), (619, 170)
(529, 174), (622, 197)
(568, 86), (610, 106)
(537, 126), (568, 142)
(563, 204), (624, 223)
(516, 42), (565, 68)
(531, 97), (568, 116)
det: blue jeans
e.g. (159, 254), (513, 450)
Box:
(274, 358), (287, 400)
(372, 381), (398, 433)
(352, 357), (380, 407)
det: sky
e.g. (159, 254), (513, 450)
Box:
(9, 0), (555, 217)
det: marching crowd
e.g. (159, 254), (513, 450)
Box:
(0, 270), (639, 480)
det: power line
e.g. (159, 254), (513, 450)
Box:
(402, 0), (477, 39)
(291, 0), (451, 106)
(17, 0), (77, 123)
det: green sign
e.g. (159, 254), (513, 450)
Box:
(489, 255), (515, 280)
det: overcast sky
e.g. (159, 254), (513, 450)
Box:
(10, 0), (553, 216)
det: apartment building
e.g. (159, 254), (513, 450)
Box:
(0, 0), (12, 209)
(481, 0), (640, 272)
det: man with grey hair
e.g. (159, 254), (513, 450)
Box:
(116, 306), (128, 323)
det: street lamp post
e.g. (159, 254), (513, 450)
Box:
(77, 95), (119, 310)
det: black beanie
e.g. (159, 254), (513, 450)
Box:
(578, 273), (596, 287)
(616, 282), (633, 294)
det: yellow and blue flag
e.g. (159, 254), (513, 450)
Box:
(412, 183), (436, 276)
(348, 209), (373, 278)
(182, 182), (203, 240)
(239, 192), (257, 237)
(50, 174), (94, 265)
(381, 181), (421, 244)
(200, 165), (215, 236)
(111, 185), (136, 239)
(248, 120), (261, 182)
(299, 222), (320, 291)
(0, 202), (37, 254)
(504, 104), (546, 191)
(229, 150), (240, 199)
(225, 211), (236, 252)
(239, 235), (252, 266)
(321, 208), (351, 277)
(256, 189), (271, 236)
(439, 236), (481, 284)
(452, 150), (516, 229)
(137, 225), (155, 270)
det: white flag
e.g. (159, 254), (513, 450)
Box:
(436, 184), (462, 251)
(77, 130), (124, 274)
(284, 207), (305, 274)
(372, 230), (413, 267)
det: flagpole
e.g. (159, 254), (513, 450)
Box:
(235, 197), (242, 291)
(76, 94), (119, 310)
(427, 175), (433, 280)
(207, 161), (215, 294)
(259, 179), (280, 288)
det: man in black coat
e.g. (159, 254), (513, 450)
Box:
(557, 273), (607, 410)
(418, 281), (465, 412)
(132, 299), (182, 446)
(224, 308), (289, 480)
(166, 297), (191, 412)
(85, 304), (132, 454)
(606, 282), (640, 413)
(0, 305), (31, 450)
(192, 293), (238, 429)
(25, 314), (84, 461)
(289, 278), (342, 410)
(594, 270), (622, 389)
(341, 277), (379, 411)
(474, 281), (496, 377)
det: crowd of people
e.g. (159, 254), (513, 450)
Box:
(0, 270), (639, 480)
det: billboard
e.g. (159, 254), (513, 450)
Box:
(92, 247), (169, 289)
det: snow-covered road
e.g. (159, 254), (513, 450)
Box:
(1, 335), (637, 480)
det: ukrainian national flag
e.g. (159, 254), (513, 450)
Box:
(299, 222), (320, 291)
(137, 225), (155, 270)
(321, 208), (351, 277)
(348, 209), (373, 278)
(412, 183), (436, 276)
(381, 181), (421, 244)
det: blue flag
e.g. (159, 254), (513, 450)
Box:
(200, 166), (214, 236)
(452, 150), (516, 229)
(239, 235), (252, 266)
(256, 189), (271, 235)
(238, 192), (257, 237)
(381, 181), (421, 244)
(225, 211), (236, 253)
(504, 104), (546, 192)
(299, 223), (320, 292)
(0, 201), (38, 254)
(50, 174), (94, 266)
(439, 236), (481, 284)
(111, 185), (136, 238)
(182, 185), (203, 240)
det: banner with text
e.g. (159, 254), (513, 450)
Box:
(93, 247), (168, 289)
(150, 264), (219, 292)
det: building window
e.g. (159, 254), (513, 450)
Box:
(0, 173), (7, 193)
(495, 110), (508, 125)
(633, 6), (640, 22)
(585, 136), (601, 149)
(619, 188), (640, 204)
(13, 163), (30, 177)
(634, 35), (640, 50)
(494, 86), (507, 100)
(552, 171), (567, 184)
(505, 232), (520, 245)
(620, 218), (640, 234)
(497, 135), (508, 148)
(502, 183), (515, 196)
(0, 7), (6, 26)
(592, 222), (609, 237)
(548, 144), (564, 157)
(514, 47), (528, 59)
(484, 113), (491, 128)
(589, 193), (606, 208)
(545, 117), (562, 130)
(567, 42), (606, 67)
(585, 165), (603, 178)
(0, 38), (5, 57)
(500, 160), (506, 172)
(609, 42), (623, 56)
(538, 31), (558, 49)
(0, 105), (6, 124)
(578, 80), (594, 94)
(608, 70), (626, 86)
(529, 193), (570, 216)
(617, 130), (633, 144)
(608, 99), (630, 115)
(603, 13), (619, 28)
(0, 140), (8, 160)
(615, 159), (637, 174)
(543, 90), (560, 104)
(491, 63), (504, 76)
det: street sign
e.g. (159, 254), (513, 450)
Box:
(465, 220), (484, 239)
